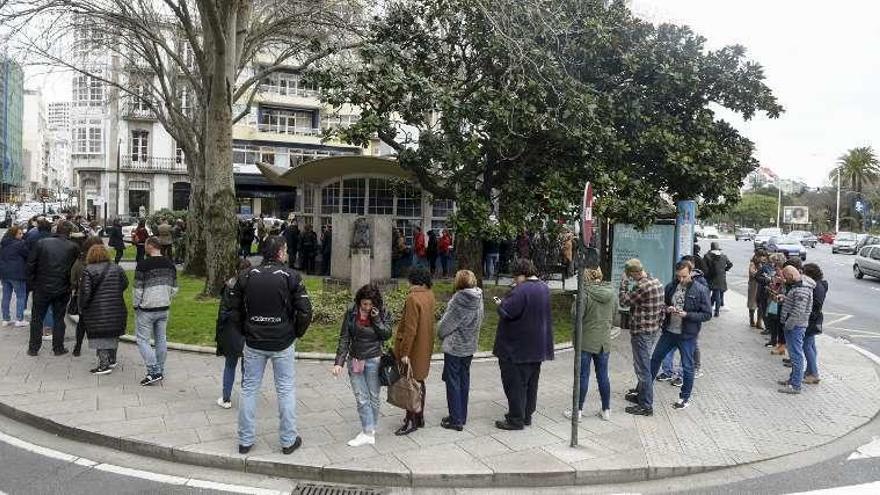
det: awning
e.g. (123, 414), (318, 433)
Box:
(257, 155), (412, 186)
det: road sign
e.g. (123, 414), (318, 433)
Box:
(582, 182), (593, 246)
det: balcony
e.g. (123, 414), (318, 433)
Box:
(256, 123), (322, 137)
(121, 156), (187, 175)
(122, 102), (158, 121)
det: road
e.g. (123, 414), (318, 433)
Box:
(700, 237), (880, 356)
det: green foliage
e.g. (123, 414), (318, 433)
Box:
(312, 0), (782, 235)
(832, 147), (880, 193)
(146, 208), (188, 233)
(729, 193), (778, 228)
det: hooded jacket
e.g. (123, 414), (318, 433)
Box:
(703, 250), (733, 291)
(780, 277), (814, 331)
(576, 281), (616, 354)
(438, 287), (484, 357)
(0, 235), (29, 281)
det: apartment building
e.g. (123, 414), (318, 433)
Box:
(0, 56), (24, 203)
(22, 89), (50, 200)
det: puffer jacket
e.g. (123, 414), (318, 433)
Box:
(334, 306), (392, 366)
(79, 262), (129, 340)
(780, 277), (814, 332)
(26, 235), (79, 296)
(0, 236), (29, 281)
(215, 276), (244, 358)
(438, 287), (484, 357)
(807, 278), (828, 336)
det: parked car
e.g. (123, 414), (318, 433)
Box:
(754, 227), (783, 249)
(854, 245), (880, 280)
(767, 235), (807, 260)
(789, 230), (818, 248)
(703, 226), (720, 239)
(855, 234), (880, 252)
(818, 232), (836, 244)
(832, 231), (859, 254)
(735, 228), (756, 241)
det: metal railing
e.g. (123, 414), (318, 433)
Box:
(256, 123), (322, 137)
(121, 156), (187, 174)
(122, 102), (158, 120)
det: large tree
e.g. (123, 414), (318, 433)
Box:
(2, 0), (362, 294)
(313, 0), (782, 273)
(832, 146), (880, 194)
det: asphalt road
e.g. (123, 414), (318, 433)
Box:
(701, 237), (880, 356)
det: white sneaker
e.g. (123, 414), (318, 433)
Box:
(673, 399), (690, 410)
(347, 432), (375, 447)
(14, 321), (28, 327)
(216, 397), (232, 409)
(597, 409), (611, 421)
(41, 329), (52, 341)
(562, 410), (582, 422)
(694, 369), (705, 379)
(1, 320), (10, 326)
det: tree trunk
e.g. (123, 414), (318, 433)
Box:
(184, 161), (207, 277)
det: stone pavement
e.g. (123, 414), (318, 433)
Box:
(0, 290), (878, 488)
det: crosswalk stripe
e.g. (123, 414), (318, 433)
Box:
(786, 481), (880, 494)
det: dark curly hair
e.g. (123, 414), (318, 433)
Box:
(803, 263), (823, 281)
(354, 284), (384, 312)
(407, 266), (433, 288)
(512, 259), (538, 278)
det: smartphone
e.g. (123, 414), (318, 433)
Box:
(370, 308), (379, 318)
(493, 296), (502, 304)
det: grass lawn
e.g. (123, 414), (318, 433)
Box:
(123, 273), (574, 354)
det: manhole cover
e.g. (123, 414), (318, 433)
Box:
(292, 483), (388, 495)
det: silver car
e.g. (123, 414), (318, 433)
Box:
(754, 227), (782, 249)
(833, 231), (859, 254)
(854, 245), (880, 280)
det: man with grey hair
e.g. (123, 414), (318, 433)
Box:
(777, 266), (814, 394)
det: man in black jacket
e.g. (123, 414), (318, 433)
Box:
(230, 235), (312, 456)
(283, 221), (300, 269)
(26, 221), (79, 356)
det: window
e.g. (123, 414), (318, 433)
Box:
(321, 181), (340, 215)
(321, 113), (358, 129)
(261, 71), (318, 97)
(871, 248), (880, 261)
(175, 144), (185, 164)
(130, 130), (149, 162)
(72, 119), (103, 154)
(260, 147), (275, 165)
(396, 183), (421, 218)
(432, 198), (454, 218)
(258, 107), (316, 135)
(233, 145), (259, 165)
(342, 178), (366, 214)
(368, 178), (394, 215)
(72, 75), (104, 107)
(396, 219), (421, 247)
(302, 185), (315, 214)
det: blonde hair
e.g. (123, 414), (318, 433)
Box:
(624, 258), (643, 274)
(453, 270), (477, 291)
(86, 244), (110, 264)
(769, 253), (786, 267)
(584, 267), (603, 282)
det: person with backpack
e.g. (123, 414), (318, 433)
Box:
(332, 284), (391, 447)
(229, 236), (313, 455)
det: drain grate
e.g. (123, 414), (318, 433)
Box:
(292, 482), (388, 495)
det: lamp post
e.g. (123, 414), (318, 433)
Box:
(776, 181), (782, 228)
(835, 168), (841, 233)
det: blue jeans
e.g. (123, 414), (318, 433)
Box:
(135, 310), (168, 375)
(650, 332), (698, 402)
(785, 326), (807, 389)
(238, 344), (297, 448)
(804, 333), (818, 377)
(222, 354), (242, 403)
(630, 332), (657, 408)
(661, 339), (701, 376)
(484, 253), (500, 279)
(349, 356), (381, 433)
(442, 354), (473, 426)
(2, 280), (27, 321)
(711, 289), (725, 314)
(577, 351), (611, 411)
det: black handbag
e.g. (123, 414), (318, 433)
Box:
(378, 350), (401, 387)
(66, 291), (79, 316)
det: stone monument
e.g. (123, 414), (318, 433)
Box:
(329, 215), (393, 293)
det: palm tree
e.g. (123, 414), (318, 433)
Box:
(830, 146), (880, 193)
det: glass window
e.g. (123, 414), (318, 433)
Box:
(260, 147), (275, 165)
(368, 178), (394, 215)
(73, 75), (104, 107)
(233, 145), (259, 165)
(130, 130), (149, 162)
(396, 183), (421, 218)
(258, 107), (316, 135)
(342, 178), (366, 214)
(72, 119), (103, 154)
(321, 181), (340, 215)
(175, 144), (185, 164)
(302, 185), (314, 214)
(395, 219), (421, 247)
(237, 198), (253, 215)
(432, 198), (454, 218)
(321, 113), (358, 130)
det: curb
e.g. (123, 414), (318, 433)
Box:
(0, 396), (728, 487)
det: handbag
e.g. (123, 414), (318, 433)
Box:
(66, 291), (79, 316)
(378, 349), (401, 387)
(386, 363), (422, 412)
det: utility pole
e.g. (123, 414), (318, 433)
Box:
(835, 168), (841, 233)
(776, 182), (782, 228)
(114, 137), (121, 220)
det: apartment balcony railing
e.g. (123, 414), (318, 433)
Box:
(122, 102), (158, 121)
(121, 156), (187, 174)
(257, 86), (320, 99)
(256, 123), (322, 137)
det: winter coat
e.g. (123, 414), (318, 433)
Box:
(321, 230), (333, 256)
(24, 227), (49, 250)
(79, 262), (129, 340)
(108, 226), (125, 249)
(438, 234), (453, 255)
(300, 231), (318, 255)
(781, 278), (814, 332)
(334, 306), (392, 366)
(393, 286), (436, 381)
(414, 232), (427, 258)
(561, 234), (574, 264)
(284, 226), (300, 255)
(807, 278), (828, 336)
(0, 236), (29, 281)
(26, 235), (79, 296)
(703, 250), (733, 291)
(157, 223), (173, 246)
(133, 226), (149, 245)
(427, 233), (438, 258)
(133, 255), (178, 311)
(215, 276), (244, 358)
(661, 279), (713, 339)
(575, 281), (615, 354)
(493, 278), (554, 364)
(437, 287), (484, 357)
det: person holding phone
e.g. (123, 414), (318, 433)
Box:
(332, 284), (391, 446)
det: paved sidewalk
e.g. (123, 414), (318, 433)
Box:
(0, 290), (878, 488)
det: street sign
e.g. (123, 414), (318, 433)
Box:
(581, 182), (593, 246)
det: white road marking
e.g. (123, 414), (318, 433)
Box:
(0, 429), (283, 494)
(847, 344), (880, 367)
(824, 314), (853, 327)
(848, 437), (880, 460)
(843, 335), (880, 339)
(829, 327), (880, 336)
(786, 481), (880, 494)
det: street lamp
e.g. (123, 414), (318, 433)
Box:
(835, 168), (841, 233)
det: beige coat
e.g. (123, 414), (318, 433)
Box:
(394, 286), (436, 381)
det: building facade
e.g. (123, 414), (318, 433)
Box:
(0, 56), (24, 203)
(22, 89), (51, 201)
(46, 102), (73, 204)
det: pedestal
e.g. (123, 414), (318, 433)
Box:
(350, 248), (372, 294)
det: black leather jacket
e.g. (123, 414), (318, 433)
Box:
(334, 306), (392, 366)
(26, 235), (79, 296)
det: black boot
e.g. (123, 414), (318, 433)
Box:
(395, 417), (417, 436)
(749, 310), (755, 328)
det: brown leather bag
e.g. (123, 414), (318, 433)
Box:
(386, 363), (422, 412)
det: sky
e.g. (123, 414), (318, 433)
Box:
(630, 0), (880, 187)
